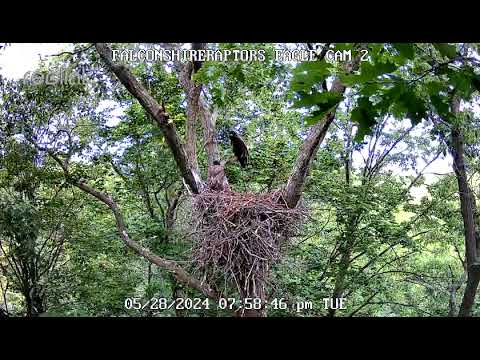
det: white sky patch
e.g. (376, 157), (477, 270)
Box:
(0, 43), (70, 79)
(0, 43), (126, 129)
(96, 99), (125, 127)
(349, 117), (453, 199)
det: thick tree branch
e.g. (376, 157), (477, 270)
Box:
(74, 180), (217, 300)
(199, 98), (220, 165)
(94, 43), (203, 194)
(448, 97), (480, 317)
(284, 77), (348, 208)
(179, 59), (201, 174)
(283, 55), (362, 208)
(284, 111), (336, 208)
(177, 43), (220, 166)
(41, 148), (218, 300)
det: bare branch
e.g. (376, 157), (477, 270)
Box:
(38, 146), (218, 300)
(94, 43), (203, 194)
(177, 43), (220, 166)
(46, 44), (95, 58)
(74, 180), (217, 300)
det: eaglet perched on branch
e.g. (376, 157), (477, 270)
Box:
(229, 130), (249, 168)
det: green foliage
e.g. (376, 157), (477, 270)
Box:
(1, 43), (480, 317)
(290, 61), (333, 92)
(392, 43), (415, 60)
(351, 97), (378, 141)
(433, 43), (457, 59)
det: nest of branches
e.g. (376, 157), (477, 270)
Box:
(191, 189), (305, 298)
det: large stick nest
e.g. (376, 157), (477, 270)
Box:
(191, 189), (305, 298)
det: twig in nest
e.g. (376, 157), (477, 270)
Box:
(190, 189), (305, 298)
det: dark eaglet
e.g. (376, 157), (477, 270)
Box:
(229, 130), (249, 168)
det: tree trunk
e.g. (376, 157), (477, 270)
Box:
(200, 101), (220, 166)
(328, 221), (356, 317)
(177, 43), (220, 166)
(448, 97), (480, 317)
(459, 274), (480, 316)
(95, 43), (203, 194)
(178, 46), (204, 175)
(448, 271), (466, 317)
(0, 308), (7, 317)
(24, 285), (44, 317)
(283, 57), (360, 208)
(75, 180), (218, 300)
(284, 112), (337, 208)
(185, 82), (201, 173)
(328, 127), (355, 317)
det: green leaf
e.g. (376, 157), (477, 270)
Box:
(232, 65), (246, 83)
(359, 83), (381, 96)
(290, 61), (333, 92)
(430, 94), (450, 117)
(333, 43), (354, 53)
(292, 91), (342, 109)
(392, 43), (415, 60)
(358, 62), (377, 82)
(305, 110), (327, 126)
(295, 92), (343, 126)
(425, 80), (445, 95)
(376, 83), (426, 124)
(374, 60), (398, 75)
(433, 43), (457, 59)
(351, 97), (378, 142)
(376, 82), (405, 114)
(397, 89), (427, 124)
(452, 75), (472, 98)
(356, 60), (398, 83)
(472, 75), (480, 92)
(294, 60), (333, 76)
(339, 73), (362, 86)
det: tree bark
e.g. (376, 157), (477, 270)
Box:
(24, 284), (44, 317)
(179, 59), (201, 174)
(199, 100), (220, 166)
(283, 58), (359, 208)
(95, 43), (203, 194)
(0, 308), (7, 317)
(176, 43), (220, 166)
(448, 97), (480, 317)
(75, 180), (218, 300)
(165, 192), (181, 231)
(284, 111), (337, 209)
(448, 271), (466, 317)
(42, 148), (217, 300)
